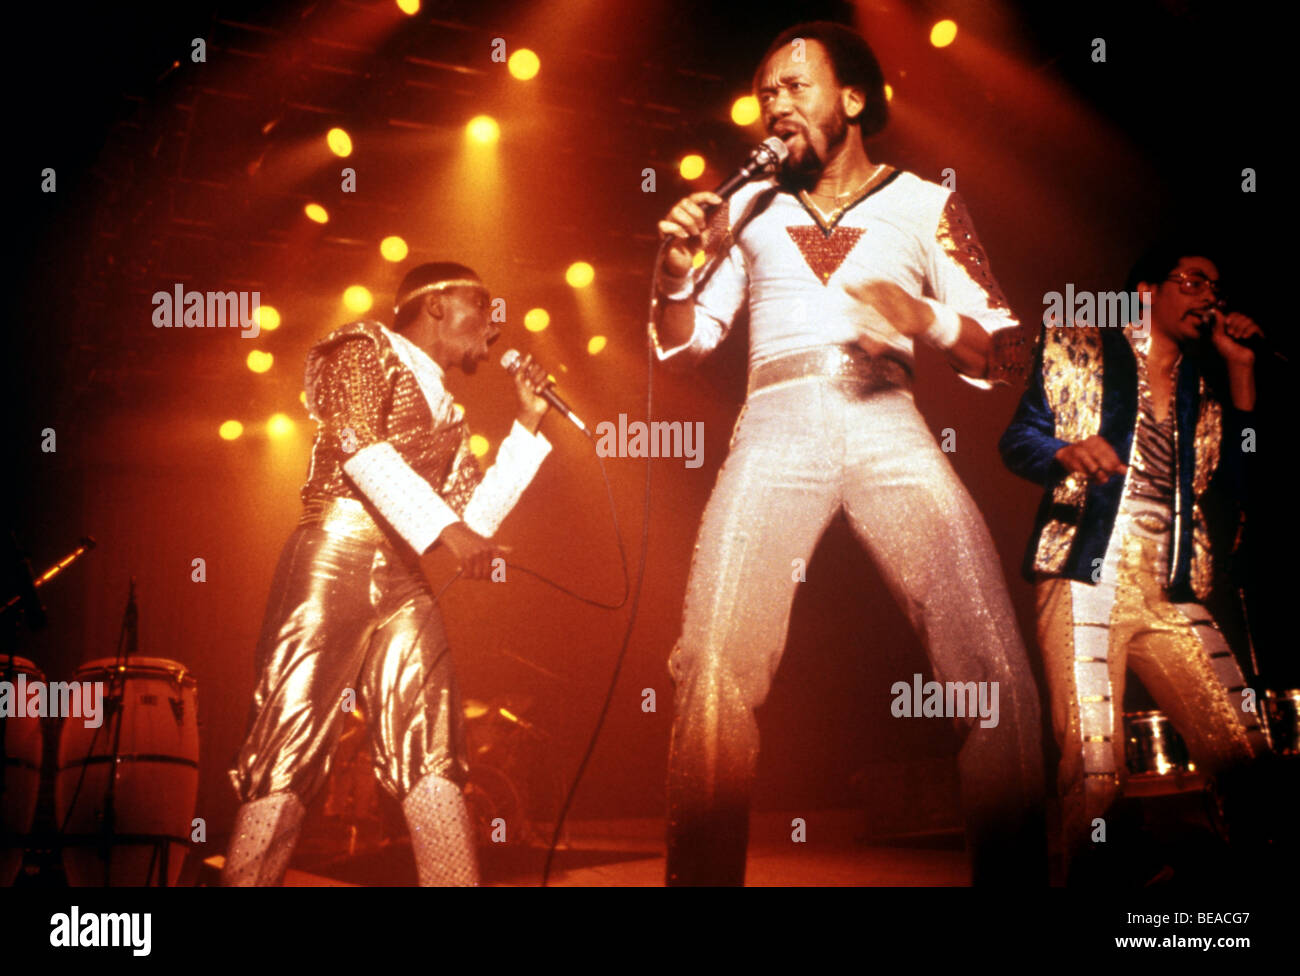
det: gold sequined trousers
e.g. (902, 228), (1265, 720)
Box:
(228, 523), (468, 806)
(666, 368), (1045, 885)
(1036, 497), (1267, 879)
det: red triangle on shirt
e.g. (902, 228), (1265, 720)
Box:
(786, 226), (864, 285)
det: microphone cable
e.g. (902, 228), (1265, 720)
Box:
(431, 242), (666, 884)
(536, 237), (668, 885)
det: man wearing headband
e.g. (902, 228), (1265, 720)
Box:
(223, 262), (553, 885)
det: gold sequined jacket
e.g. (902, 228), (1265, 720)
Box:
(301, 320), (484, 518)
(999, 324), (1249, 601)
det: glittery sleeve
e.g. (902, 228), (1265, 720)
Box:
(343, 442), (459, 555)
(311, 337), (389, 452)
(652, 201), (746, 363)
(460, 420), (552, 537)
(927, 192), (1021, 389)
(999, 326), (1070, 485)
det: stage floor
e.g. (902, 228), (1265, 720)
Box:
(230, 810), (972, 886)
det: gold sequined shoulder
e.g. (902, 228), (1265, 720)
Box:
(303, 321), (392, 420)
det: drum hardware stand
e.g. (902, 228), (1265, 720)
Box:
(95, 578), (137, 886)
(2, 534), (96, 623)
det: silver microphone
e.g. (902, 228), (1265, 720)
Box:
(500, 349), (590, 437)
(712, 137), (790, 200)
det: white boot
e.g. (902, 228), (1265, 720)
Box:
(221, 792), (306, 886)
(402, 773), (480, 886)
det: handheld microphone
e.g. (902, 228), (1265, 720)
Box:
(711, 136), (790, 201)
(500, 349), (591, 437)
(1197, 307), (1286, 362)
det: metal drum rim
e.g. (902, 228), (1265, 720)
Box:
(0, 654), (45, 678)
(1124, 709), (1172, 723)
(74, 656), (195, 686)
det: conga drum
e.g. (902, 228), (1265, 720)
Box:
(1124, 710), (1191, 776)
(1, 655), (44, 886)
(1264, 689), (1300, 755)
(56, 656), (198, 885)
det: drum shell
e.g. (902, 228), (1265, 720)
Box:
(1124, 709), (1191, 776)
(55, 657), (198, 886)
(1264, 690), (1300, 755)
(1, 656), (44, 886)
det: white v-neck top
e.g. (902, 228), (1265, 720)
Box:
(655, 169), (1019, 388)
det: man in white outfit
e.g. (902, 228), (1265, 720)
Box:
(653, 21), (1044, 885)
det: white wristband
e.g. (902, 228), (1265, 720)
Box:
(657, 270), (695, 302)
(921, 298), (962, 350)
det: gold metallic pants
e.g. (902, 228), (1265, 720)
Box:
(667, 376), (1045, 885)
(1036, 498), (1267, 876)
(229, 524), (468, 806)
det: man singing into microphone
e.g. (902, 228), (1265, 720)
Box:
(223, 262), (552, 885)
(653, 21), (1044, 885)
(1000, 245), (1270, 881)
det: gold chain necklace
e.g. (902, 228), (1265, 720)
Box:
(807, 163), (884, 203)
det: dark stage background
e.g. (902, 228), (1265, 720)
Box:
(5, 0), (1289, 850)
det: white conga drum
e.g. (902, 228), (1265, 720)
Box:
(56, 656), (197, 885)
(1, 655), (44, 886)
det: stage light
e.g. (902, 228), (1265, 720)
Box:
(466, 115), (500, 145)
(930, 20), (957, 48)
(267, 413), (294, 439)
(380, 236), (408, 262)
(884, 83), (894, 102)
(299, 391), (308, 407)
(469, 434), (489, 458)
(305, 203), (329, 224)
(327, 128), (352, 157)
(565, 262), (594, 288)
(343, 285), (373, 313)
(524, 308), (550, 332)
(219, 420), (244, 441)
(679, 154), (705, 180)
(247, 350), (273, 374)
(731, 96), (760, 126)
(508, 48), (540, 81)
(254, 305), (280, 332)
(587, 335), (607, 355)
(396, 0), (419, 14)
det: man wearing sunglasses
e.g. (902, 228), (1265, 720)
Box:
(1000, 244), (1270, 882)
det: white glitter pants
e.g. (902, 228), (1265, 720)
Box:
(1036, 496), (1268, 879)
(666, 373), (1045, 884)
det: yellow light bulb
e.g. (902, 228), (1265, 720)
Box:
(565, 262), (594, 289)
(731, 96), (759, 126)
(508, 49), (540, 81)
